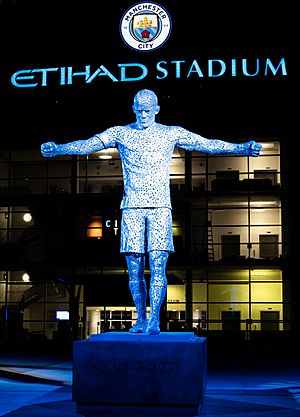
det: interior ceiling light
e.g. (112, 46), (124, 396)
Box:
(23, 213), (32, 222)
(22, 273), (30, 282)
(99, 151), (112, 159)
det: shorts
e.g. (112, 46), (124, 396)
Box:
(120, 207), (174, 254)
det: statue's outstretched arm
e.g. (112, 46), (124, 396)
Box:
(41, 133), (109, 158)
(197, 137), (262, 156)
(177, 131), (262, 157)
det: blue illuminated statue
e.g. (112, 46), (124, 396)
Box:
(41, 89), (261, 335)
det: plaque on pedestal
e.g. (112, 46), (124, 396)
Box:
(73, 332), (207, 417)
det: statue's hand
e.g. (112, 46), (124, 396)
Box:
(244, 140), (262, 157)
(41, 141), (58, 158)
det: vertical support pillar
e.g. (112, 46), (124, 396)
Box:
(184, 150), (193, 332)
(185, 269), (193, 331)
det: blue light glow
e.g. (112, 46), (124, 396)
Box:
(41, 89), (262, 334)
(10, 57), (287, 88)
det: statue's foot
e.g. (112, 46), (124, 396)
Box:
(146, 317), (160, 335)
(129, 318), (148, 333)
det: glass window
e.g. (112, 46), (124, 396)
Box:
(250, 269), (282, 282)
(48, 159), (72, 177)
(0, 137), (288, 337)
(207, 155), (248, 192)
(11, 149), (42, 161)
(208, 283), (249, 302)
(251, 282), (282, 302)
(208, 303), (249, 331)
(192, 283), (207, 302)
(208, 268), (249, 282)
(0, 162), (8, 178)
(0, 179), (8, 194)
(250, 303), (283, 331)
(248, 142), (280, 184)
(11, 161), (47, 179)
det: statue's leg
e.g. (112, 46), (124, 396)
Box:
(125, 253), (148, 333)
(146, 250), (169, 335)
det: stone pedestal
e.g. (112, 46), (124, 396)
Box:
(73, 332), (207, 416)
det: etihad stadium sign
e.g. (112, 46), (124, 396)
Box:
(10, 58), (288, 88)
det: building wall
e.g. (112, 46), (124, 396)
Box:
(0, 139), (291, 345)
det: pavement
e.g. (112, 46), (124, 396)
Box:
(0, 348), (300, 417)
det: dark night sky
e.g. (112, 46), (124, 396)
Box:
(0, 1), (294, 148)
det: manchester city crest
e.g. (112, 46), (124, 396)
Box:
(120, 2), (172, 52)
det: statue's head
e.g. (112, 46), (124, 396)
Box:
(133, 89), (158, 107)
(132, 89), (160, 129)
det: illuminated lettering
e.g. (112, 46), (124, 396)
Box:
(118, 63), (148, 81)
(265, 58), (287, 76)
(67, 66), (91, 84)
(9, 57), (288, 88)
(11, 70), (38, 88)
(33, 68), (59, 86)
(187, 60), (204, 78)
(11, 68), (59, 87)
(60, 67), (66, 85)
(208, 60), (226, 77)
(242, 59), (259, 76)
(231, 59), (237, 76)
(156, 61), (168, 79)
(171, 60), (186, 78)
(105, 219), (118, 235)
(86, 66), (118, 83)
